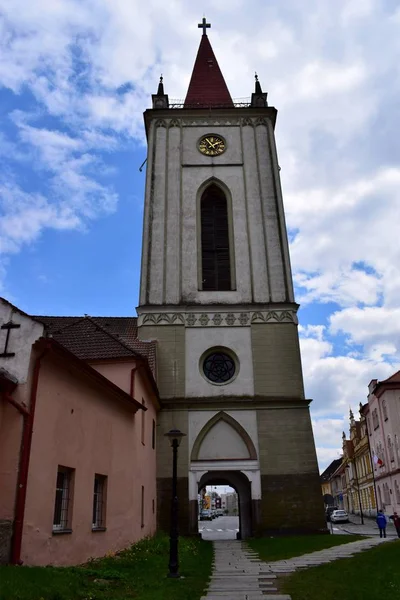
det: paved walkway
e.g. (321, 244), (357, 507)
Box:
(340, 514), (399, 537)
(200, 537), (392, 600)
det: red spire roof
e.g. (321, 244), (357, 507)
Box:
(184, 34), (233, 107)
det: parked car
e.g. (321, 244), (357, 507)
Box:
(200, 509), (212, 521)
(330, 509), (349, 523)
(325, 506), (338, 522)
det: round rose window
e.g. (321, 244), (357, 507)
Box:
(203, 351), (236, 384)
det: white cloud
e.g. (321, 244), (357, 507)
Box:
(330, 306), (400, 358)
(299, 329), (399, 418)
(316, 447), (343, 473)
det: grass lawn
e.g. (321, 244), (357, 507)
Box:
(282, 539), (400, 600)
(247, 534), (363, 562)
(0, 534), (213, 600)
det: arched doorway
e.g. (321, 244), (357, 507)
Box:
(197, 470), (252, 539)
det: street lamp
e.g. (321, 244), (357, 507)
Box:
(346, 462), (364, 525)
(164, 428), (186, 578)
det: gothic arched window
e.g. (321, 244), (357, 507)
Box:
(200, 184), (232, 291)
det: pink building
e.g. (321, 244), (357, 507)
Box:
(0, 298), (159, 566)
(365, 372), (400, 515)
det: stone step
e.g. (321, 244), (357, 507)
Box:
(201, 595), (291, 600)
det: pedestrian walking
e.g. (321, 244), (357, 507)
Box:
(389, 512), (400, 538)
(376, 510), (387, 538)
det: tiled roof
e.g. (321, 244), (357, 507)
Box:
(36, 315), (138, 339)
(35, 315), (156, 375)
(184, 34), (233, 107)
(320, 458), (342, 481)
(381, 370), (400, 384)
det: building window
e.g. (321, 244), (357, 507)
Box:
(200, 184), (232, 291)
(152, 498), (155, 514)
(372, 408), (379, 430)
(53, 467), (74, 532)
(141, 486), (145, 528)
(382, 399), (388, 420)
(395, 480), (400, 504)
(395, 435), (400, 462)
(201, 347), (238, 385)
(383, 483), (390, 505)
(388, 436), (395, 462)
(141, 399), (145, 445)
(92, 474), (107, 530)
(152, 419), (156, 450)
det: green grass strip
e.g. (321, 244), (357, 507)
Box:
(247, 534), (363, 562)
(0, 533), (213, 600)
(282, 539), (400, 600)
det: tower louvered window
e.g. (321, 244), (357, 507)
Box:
(201, 185), (231, 291)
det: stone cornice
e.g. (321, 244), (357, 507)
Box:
(138, 308), (298, 327)
(157, 396), (311, 410)
(143, 107), (278, 137)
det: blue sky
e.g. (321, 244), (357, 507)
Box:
(1, 0), (399, 470)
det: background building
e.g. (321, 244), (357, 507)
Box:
(0, 299), (159, 565)
(365, 374), (400, 514)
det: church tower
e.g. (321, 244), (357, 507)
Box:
(138, 19), (325, 536)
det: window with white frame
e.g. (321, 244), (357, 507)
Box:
(388, 436), (395, 462)
(395, 480), (400, 505)
(383, 483), (390, 504)
(92, 474), (107, 529)
(382, 399), (388, 420)
(372, 408), (379, 429)
(53, 466), (74, 531)
(395, 435), (400, 462)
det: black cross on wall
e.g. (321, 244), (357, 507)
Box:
(1, 322), (20, 357)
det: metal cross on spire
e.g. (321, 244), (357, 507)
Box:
(198, 17), (211, 35)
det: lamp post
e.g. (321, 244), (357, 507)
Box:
(347, 462), (364, 525)
(164, 428), (186, 578)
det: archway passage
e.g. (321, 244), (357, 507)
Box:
(197, 471), (252, 540)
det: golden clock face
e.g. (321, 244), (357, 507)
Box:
(198, 134), (226, 156)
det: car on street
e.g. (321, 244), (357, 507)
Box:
(200, 509), (212, 520)
(325, 506), (338, 521)
(330, 509), (349, 523)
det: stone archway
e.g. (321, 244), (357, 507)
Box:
(198, 470), (252, 539)
(188, 410), (261, 538)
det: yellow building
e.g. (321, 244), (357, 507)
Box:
(343, 407), (377, 517)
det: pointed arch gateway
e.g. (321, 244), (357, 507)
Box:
(191, 411), (257, 462)
(199, 181), (235, 291)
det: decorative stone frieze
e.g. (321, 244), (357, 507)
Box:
(141, 313), (185, 325)
(155, 119), (167, 128)
(169, 119), (181, 128)
(183, 117), (240, 127)
(138, 309), (298, 327)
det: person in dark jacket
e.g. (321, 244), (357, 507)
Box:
(376, 510), (387, 538)
(389, 512), (400, 538)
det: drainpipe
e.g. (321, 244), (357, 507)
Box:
(10, 349), (47, 565)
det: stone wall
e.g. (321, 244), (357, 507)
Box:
(138, 325), (185, 398)
(251, 323), (304, 398)
(256, 406), (326, 532)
